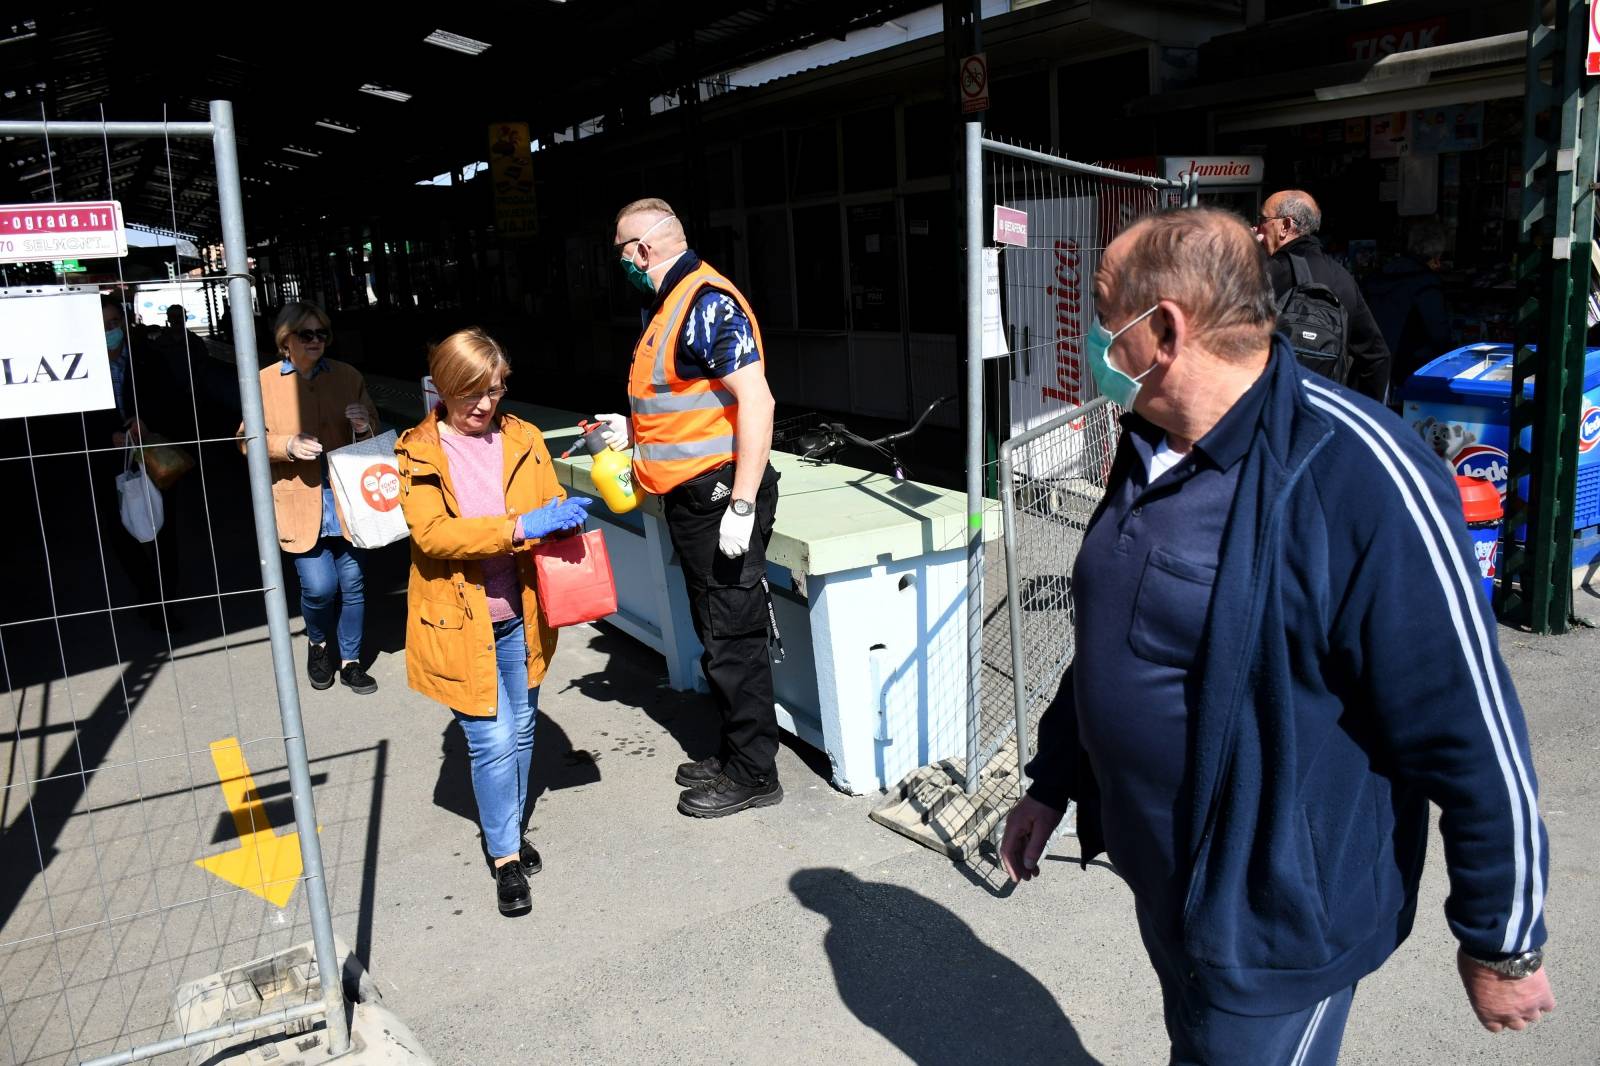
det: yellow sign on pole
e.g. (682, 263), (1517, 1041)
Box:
(489, 122), (538, 238)
(194, 738), (309, 908)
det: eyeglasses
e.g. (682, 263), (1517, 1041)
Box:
(457, 385), (508, 405)
(1256, 215), (1288, 227)
(613, 236), (644, 257)
(294, 328), (331, 343)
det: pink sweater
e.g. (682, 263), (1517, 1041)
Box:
(438, 429), (521, 622)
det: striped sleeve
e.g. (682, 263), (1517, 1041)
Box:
(1307, 379), (1547, 959)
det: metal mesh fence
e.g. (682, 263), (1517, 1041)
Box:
(972, 140), (1169, 785)
(873, 134), (1168, 873)
(0, 104), (349, 1066)
(994, 397), (1120, 770)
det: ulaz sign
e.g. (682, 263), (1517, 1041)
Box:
(0, 287), (115, 419)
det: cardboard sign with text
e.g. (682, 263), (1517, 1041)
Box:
(0, 287), (116, 419)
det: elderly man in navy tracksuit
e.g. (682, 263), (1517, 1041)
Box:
(1001, 207), (1555, 1064)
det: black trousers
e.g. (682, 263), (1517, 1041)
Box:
(662, 462), (781, 786)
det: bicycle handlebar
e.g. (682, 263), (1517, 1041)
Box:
(871, 393), (956, 447)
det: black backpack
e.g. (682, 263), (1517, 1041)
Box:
(1276, 254), (1351, 385)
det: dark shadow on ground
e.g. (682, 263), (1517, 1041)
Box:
(791, 867), (1104, 1065)
(558, 623), (836, 787)
(432, 707), (600, 869)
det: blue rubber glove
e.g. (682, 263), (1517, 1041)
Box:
(518, 497), (592, 540)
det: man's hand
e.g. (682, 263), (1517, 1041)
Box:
(287, 434), (324, 461)
(344, 403), (371, 435)
(1000, 795), (1066, 883)
(1458, 949), (1556, 1032)
(718, 505), (755, 558)
(594, 412), (630, 451)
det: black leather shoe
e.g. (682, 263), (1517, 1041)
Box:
(677, 772), (783, 819)
(339, 661), (377, 695)
(674, 755), (723, 787)
(519, 839), (542, 876)
(495, 861), (532, 916)
(306, 643), (334, 690)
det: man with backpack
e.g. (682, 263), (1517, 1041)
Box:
(1258, 189), (1392, 402)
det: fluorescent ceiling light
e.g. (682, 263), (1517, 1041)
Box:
(316, 119), (359, 133)
(283, 145), (321, 158)
(425, 30), (492, 55)
(359, 84), (412, 103)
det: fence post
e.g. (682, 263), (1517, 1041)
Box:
(963, 118), (985, 795)
(997, 443), (1029, 781)
(210, 98), (352, 1056)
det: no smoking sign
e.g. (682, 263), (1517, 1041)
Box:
(961, 52), (989, 114)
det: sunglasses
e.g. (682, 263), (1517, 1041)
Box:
(294, 328), (331, 343)
(457, 385), (508, 405)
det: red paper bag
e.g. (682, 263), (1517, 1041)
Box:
(530, 530), (618, 628)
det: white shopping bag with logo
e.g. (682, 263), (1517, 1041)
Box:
(326, 429), (409, 548)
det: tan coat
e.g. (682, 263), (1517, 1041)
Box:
(240, 359), (380, 553)
(394, 411), (564, 715)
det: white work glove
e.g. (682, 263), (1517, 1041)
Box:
(287, 434), (324, 461)
(718, 504), (755, 558)
(344, 403), (372, 434)
(594, 412), (631, 451)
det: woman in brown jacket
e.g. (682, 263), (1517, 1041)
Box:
(245, 301), (381, 695)
(395, 328), (589, 916)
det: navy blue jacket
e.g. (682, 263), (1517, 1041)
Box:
(1026, 339), (1548, 1015)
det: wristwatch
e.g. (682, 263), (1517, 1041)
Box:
(730, 498), (754, 517)
(1465, 948), (1543, 978)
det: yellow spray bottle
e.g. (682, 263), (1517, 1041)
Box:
(562, 420), (638, 514)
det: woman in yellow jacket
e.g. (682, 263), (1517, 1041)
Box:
(395, 328), (590, 916)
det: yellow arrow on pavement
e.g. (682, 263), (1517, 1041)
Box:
(194, 738), (310, 908)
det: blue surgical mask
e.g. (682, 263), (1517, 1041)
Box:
(104, 327), (125, 352)
(1086, 304), (1160, 408)
(618, 214), (677, 295)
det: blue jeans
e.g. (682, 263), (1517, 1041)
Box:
(292, 537), (366, 663)
(1135, 904), (1355, 1066)
(455, 617), (540, 859)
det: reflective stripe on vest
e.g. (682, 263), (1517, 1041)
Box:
(636, 436), (737, 461)
(628, 262), (764, 495)
(631, 389), (737, 416)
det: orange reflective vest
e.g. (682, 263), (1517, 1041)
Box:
(628, 261), (764, 495)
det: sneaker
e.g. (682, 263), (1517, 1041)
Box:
(519, 838), (542, 876)
(495, 861), (531, 916)
(674, 755), (723, 788)
(677, 772), (783, 819)
(306, 643), (334, 690)
(339, 661), (377, 695)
